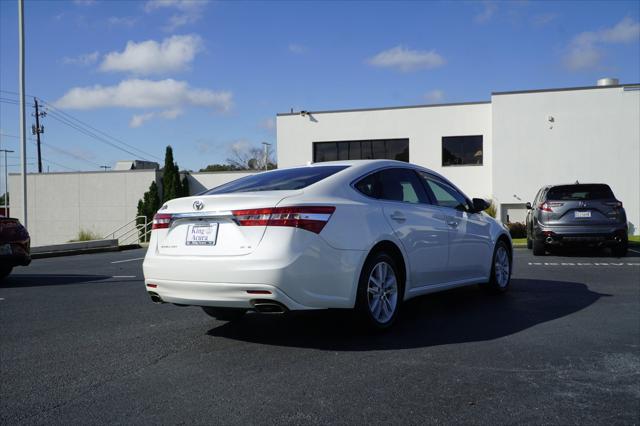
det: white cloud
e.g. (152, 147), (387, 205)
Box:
(129, 108), (183, 128)
(62, 51), (99, 66)
(144, 0), (208, 31)
(368, 45), (445, 72)
(424, 89), (444, 103)
(474, 1), (497, 24)
(288, 43), (308, 54)
(54, 79), (232, 113)
(107, 16), (138, 27)
(564, 17), (640, 71)
(100, 34), (202, 75)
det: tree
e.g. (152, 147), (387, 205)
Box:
(180, 174), (190, 197)
(162, 146), (182, 202)
(199, 164), (242, 172)
(226, 143), (276, 170)
(136, 181), (161, 240)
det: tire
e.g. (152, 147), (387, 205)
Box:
(355, 251), (403, 330)
(611, 237), (628, 257)
(484, 240), (512, 293)
(201, 307), (247, 321)
(0, 265), (12, 281)
(532, 238), (545, 256)
(526, 236), (533, 249)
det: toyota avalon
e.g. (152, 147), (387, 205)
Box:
(143, 160), (512, 329)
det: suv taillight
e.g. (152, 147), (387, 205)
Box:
(539, 202), (564, 212)
(231, 206), (336, 234)
(152, 213), (173, 230)
(604, 201), (623, 208)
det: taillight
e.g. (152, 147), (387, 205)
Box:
(605, 201), (623, 208)
(232, 206), (336, 234)
(539, 202), (563, 212)
(152, 213), (173, 230)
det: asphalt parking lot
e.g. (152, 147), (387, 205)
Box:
(1, 247), (639, 425)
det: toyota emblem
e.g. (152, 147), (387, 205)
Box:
(193, 200), (204, 211)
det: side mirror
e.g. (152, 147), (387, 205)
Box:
(472, 198), (490, 213)
(526, 202), (532, 210)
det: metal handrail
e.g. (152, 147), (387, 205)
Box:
(103, 215), (149, 244)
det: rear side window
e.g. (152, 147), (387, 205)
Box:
(354, 168), (430, 204)
(546, 184), (615, 201)
(205, 166), (349, 194)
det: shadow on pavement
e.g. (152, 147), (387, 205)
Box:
(207, 278), (608, 351)
(1, 274), (113, 288)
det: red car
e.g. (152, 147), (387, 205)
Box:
(0, 216), (31, 279)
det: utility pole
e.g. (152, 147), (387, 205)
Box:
(100, 165), (111, 172)
(18, 0), (28, 228)
(261, 142), (271, 171)
(32, 97), (45, 173)
(0, 149), (14, 216)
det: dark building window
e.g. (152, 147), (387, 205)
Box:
(313, 139), (409, 163)
(442, 135), (483, 166)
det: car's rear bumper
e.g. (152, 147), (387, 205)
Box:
(534, 224), (627, 246)
(143, 228), (366, 310)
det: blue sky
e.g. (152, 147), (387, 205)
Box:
(0, 0), (639, 173)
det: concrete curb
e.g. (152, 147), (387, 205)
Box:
(31, 239), (141, 259)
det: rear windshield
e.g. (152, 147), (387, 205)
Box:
(204, 165), (349, 194)
(546, 184), (615, 201)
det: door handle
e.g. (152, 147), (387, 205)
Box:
(447, 220), (459, 228)
(390, 212), (406, 222)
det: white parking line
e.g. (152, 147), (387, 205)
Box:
(528, 262), (640, 266)
(110, 257), (145, 264)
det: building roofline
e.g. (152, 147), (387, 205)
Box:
(492, 83), (640, 96)
(276, 100), (491, 117)
(277, 83), (640, 117)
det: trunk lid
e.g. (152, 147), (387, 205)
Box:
(156, 191), (301, 256)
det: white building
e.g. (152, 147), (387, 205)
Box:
(277, 80), (640, 235)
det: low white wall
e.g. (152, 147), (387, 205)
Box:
(9, 170), (159, 246)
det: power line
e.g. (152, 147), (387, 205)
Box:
(45, 110), (146, 159)
(0, 133), (100, 170)
(1, 92), (162, 162)
(40, 99), (162, 161)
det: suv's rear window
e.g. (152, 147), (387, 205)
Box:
(204, 165), (349, 194)
(546, 184), (615, 201)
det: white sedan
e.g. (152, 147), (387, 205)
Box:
(143, 160), (512, 329)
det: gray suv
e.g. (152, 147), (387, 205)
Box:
(526, 183), (628, 256)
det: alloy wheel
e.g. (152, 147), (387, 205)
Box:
(367, 261), (398, 324)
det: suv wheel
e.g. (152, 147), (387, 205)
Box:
(611, 235), (628, 257)
(0, 265), (12, 280)
(532, 238), (545, 256)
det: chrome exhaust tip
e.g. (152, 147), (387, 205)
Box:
(251, 300), (288, 314)
(148, 292), (164, 304)
(545, 237), (554, 244)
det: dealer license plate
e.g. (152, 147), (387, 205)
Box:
(185, 223), (218, 246)
(0, 244), (12, 255)
(574, 211), (591, 218)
